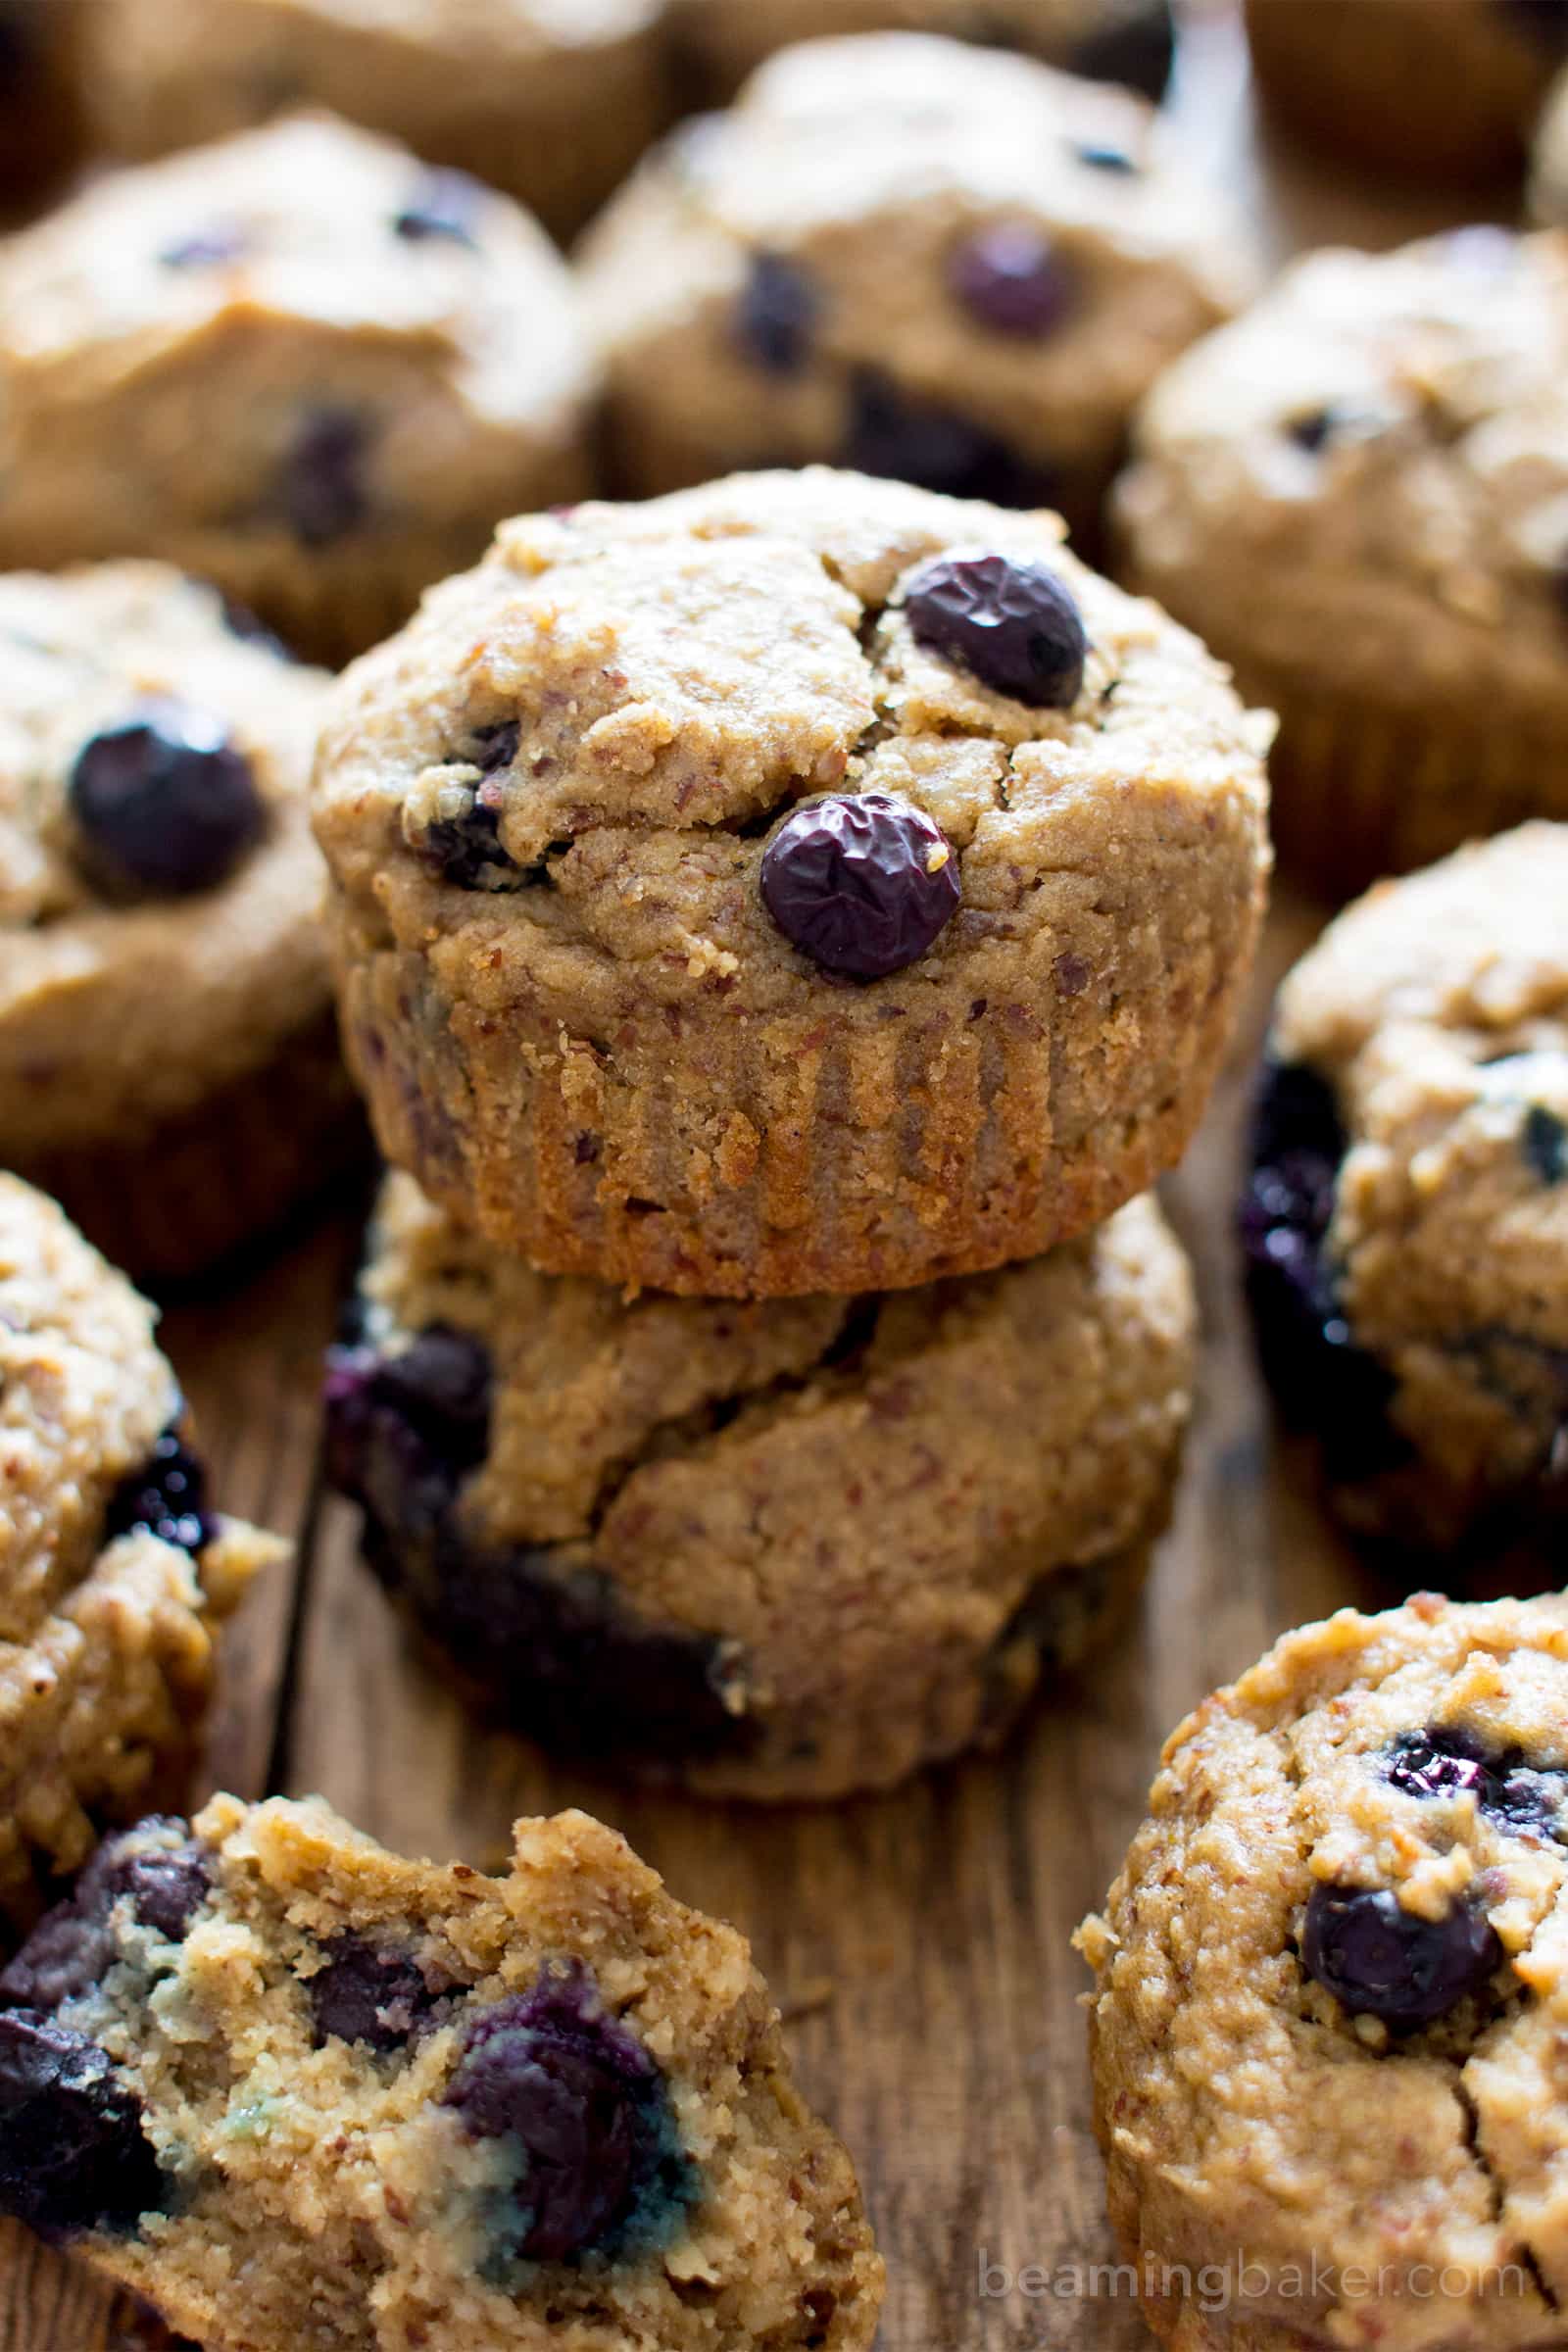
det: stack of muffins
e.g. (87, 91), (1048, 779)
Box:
(314, 462), (1272, 1800)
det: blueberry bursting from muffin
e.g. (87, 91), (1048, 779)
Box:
(0, 1821), (692, 2267)
(1240, 1054), (1568, 1580)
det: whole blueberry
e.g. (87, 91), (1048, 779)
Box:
(308, 1936), (435, 2052)
(949, 224), (1075, 339)
(0, 1823), (210, 2014)
(393, 168), (482, 245)
(904, 552), (1087, 708)
(105, 1426), (216, 1557)
(1302, 1885), (1502, 2028)
(1385, 1727), (1492, 1805)
(844, 369), (1060, 509)
(443, 1967), (671, 2264)
(278, 407), (369, 546)
(760, 792), (959, 980)
(69, 701), (265, 899)
(0, 2012), (164, 2238)
(733, 252), (819, 375)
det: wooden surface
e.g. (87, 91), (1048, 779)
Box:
(0, 11), (1525, 2347)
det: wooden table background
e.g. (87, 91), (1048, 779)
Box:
(0, 12), (1523, 2346)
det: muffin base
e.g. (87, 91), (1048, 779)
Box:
(339, 1488), (1160, 1804)
(12, 1012), (366, 1286)
(1230, 666), (1568, 904)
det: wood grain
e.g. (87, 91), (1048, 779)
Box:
(0, 12), (1511, 2342)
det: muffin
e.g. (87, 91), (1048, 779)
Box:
(312, 467), (1273, 1299)
(1245, 0), (1568, 184)
(1081, 1591), (1568, 2352)
(78, 0), (673, 244)
(0, 1176), (280, 1956)
(579, 33), (1256, 537)
(0, 1795), (884, 2350)
(0, 114), (598, 666)
(1243, 824), (1568, 1578)
(1529, 63), (1568, 220)
(1117, 226), (1568, 900)
(0, 563), (360, 1282)
(324, 1178), (1195, 1801)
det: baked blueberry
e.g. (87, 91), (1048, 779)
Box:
(308, 1936), (437, 2052)
(760, 792), (960, 980)
(105, 1426), (217, 1557)
(904, 552), (1087, 708)
(949, 224), (1075, 338)
(419, 720), (521, 888)
(1384, 1726), (1492, 1805)
(393, 168), (482, 246)
(0, 2011), (165, 2239)
(843, 370), (1059, 510)
(0, 1823), (212, 2013)
(733, 252), (819, 374)
(69, 699), (266, 898)
(1523, 1103), (1568, 1185)
(443, 1965), (686, 2265)
(1301, 1884), (1501, 2028)
(278, 407), (370, 547)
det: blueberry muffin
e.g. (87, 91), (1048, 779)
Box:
(0, 563), (359, 1282)
(313, 467), (1272, 1298)
(1243, 823), (1568, 1579)
(1117, 227), (1568, 900)
(579, 34), (1255, 537)
(1080, 1592), (1568, 2352)
(0, 1177), (280, 1956)
(1245, 0), (1568, 184)
(1529, 65), (1568, 219)
(0, 115), (598, 667)
(79, 0), (672, 245)
(670, 0), (1177, 102)
(324, 1177), (1194, 1800)
(0, 1793), (885, 2350)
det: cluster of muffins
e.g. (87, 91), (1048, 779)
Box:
(313, 462), (1270, 1800)
(8, 4), (1568, 2351)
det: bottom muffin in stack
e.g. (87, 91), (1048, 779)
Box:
(324, 1178), (1197, 1801)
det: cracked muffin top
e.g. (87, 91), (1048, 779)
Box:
(1116, 227), (1568, 728)
(0, 1175), (278, 1943)
(314, 466), (1270, 1005)
(0, 564), (332, 1155)
(0, 113), (597, 661)
(1081, 1592), (1568, 2351)
(578, 33), (1255, 507)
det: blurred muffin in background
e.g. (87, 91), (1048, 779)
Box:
(0, 0), (82, 206)
(1531, 63), (1568, 218)
(0, 114), (598, 666)
(1245, 0), (1568, 184)
(1116, 225), (1568, 899)
(670, 0), (1177, 100)
(0, 563), (357, 1282)
(579, 34), (1256, 541)
(77, 0), (672, 243)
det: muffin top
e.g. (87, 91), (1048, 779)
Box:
(314, 466), (1271, 1014)
(0, 113), (595, 572)
(579, 33), (1255, 480)
(0, 564), (333, 1151)
(1082, 1592), (1568, 2330)
(1117, 227), (1568, 725)
(1268, 823), (1568, 1513)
